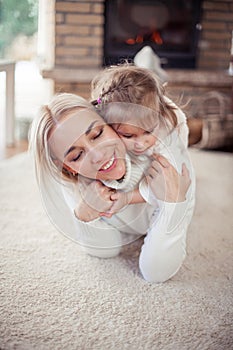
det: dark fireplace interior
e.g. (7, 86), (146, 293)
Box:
(104, 0), (202, 68)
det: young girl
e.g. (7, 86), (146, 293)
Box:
(91, 64), (195, 212)
(30, 92), (192, 283)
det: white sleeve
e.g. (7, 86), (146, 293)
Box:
(139, 104), (192, 205)
(138, 103), (196, 282)
(40, 176), (121, 258)
(72, 215), (122, 258)
(139, 192), (195, 283)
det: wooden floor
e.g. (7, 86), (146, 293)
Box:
(0, 139), (28, 161)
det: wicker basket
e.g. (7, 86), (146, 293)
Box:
(197, 91), (231, 120)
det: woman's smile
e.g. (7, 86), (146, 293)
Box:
(99, 154), (116, 172)
(95, 151), (125, 180)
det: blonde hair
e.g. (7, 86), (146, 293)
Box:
(29, 93), (94, 183)
(91, 64), (178, 129)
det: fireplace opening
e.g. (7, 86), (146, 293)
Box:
(103, 0), (202, 69)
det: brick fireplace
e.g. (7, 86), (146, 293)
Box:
(42, 0), (233, 116)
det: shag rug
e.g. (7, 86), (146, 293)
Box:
(0, 149), (232, 350)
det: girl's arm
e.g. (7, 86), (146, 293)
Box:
(74, 180), (116, 221)
(128, 188), (145, 204)
(108, 188), (145, 215)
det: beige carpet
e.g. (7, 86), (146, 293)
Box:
(0, 149), (232, 350)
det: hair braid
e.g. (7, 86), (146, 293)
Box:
(91, 64), (178, 127)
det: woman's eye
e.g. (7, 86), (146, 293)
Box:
(72, 151), (83, 162)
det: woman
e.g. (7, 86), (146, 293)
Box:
(30, 93), (194, 283)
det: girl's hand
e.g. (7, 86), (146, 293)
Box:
(74, 180), (115, 222)
(101, 188), (146, 216)
(106, 191), (131, 215)
(147, 154), (191, 203)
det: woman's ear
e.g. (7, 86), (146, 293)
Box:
(63, 163), (77, 176)
(53, 158), (77, 176)
(53, 158), (60, 168)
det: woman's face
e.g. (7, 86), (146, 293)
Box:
(49, 109), (126, 181)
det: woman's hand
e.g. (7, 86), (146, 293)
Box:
(74, 180), (115, 222)
(147, 154), (191, 203)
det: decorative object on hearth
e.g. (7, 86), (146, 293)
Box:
(134, 46), (168, 83)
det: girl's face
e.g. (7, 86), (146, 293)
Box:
(49, 109), (126, 181)
(114, 123), (157, 155)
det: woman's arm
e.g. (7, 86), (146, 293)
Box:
(73, 180), (122, 258)
(139, 192), (195, 283)
(135, 108), (195, 282)
(138, 153), (195, 283)
(73, 214), (122, 258)
(147, 154), (191, 203)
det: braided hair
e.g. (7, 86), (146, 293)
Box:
(91, 63), (178, 128)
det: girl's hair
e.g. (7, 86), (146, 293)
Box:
(29, 93), (93, 183)
(98, 102), (160, 134)
(91, 63), (178, 129)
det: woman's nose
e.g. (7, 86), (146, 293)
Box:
(89, 147), (104, 164)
